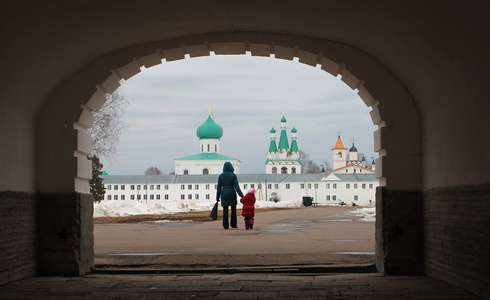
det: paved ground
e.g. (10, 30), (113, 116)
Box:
(0, 273), (481, 299)
(94, 206), (375, 268)
(0, 206), (482, 299)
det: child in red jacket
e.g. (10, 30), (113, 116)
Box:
(240, 188), (256, 230)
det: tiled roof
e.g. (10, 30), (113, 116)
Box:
(332, 136), (347, 149)
(322, 173), (378, 182)
(326, 164), (375, 174)
(102, 173), (327, 184)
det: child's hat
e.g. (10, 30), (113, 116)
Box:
(248, 188), (256, 194)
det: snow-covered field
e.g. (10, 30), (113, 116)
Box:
(94, 200), (376, 221)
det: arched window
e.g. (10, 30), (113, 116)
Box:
(201, 145), (203, 152)
(207, 144), (210, 152)
(281, 167), (288, 174)
(203, 168), (209, 175)
(215, 145), (217, 152)
(338, 152), (342, 158)
(272, 167), (277, 174)
(292, 167), (296, 174)
(184, 170), (189, 175)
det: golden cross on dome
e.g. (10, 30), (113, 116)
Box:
(208, 106), (212, 115)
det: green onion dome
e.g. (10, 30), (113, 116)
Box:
(196, 115), (223, 139)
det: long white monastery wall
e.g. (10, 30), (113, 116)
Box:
(102, 174), (377, 207)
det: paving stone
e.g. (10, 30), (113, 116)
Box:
(217, 290), (280, 298)
(0, 273), (482, 299)
(279, 288), (340, 297)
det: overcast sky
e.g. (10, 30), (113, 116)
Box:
(103, 53), (377, 175)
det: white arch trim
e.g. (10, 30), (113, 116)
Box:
(75, 38), (413, 193)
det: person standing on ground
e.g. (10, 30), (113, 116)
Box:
(216, 162), (244, 229)
(240, 188), (256, 230)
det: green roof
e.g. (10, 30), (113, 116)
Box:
(278, 129), (289, 150)
(268, 140), (278, 152)
(196, 115), (223, 139)
(290, 139), (298, 152)
(175, 153), (238, 160)
(281, 116), (287, 122)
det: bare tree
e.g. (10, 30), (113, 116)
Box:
(322, 161), (332, 172)
(145, 166), (163, 175)
(305, 161), (322, 173)
(88, 87), (129, 163)
(299, 150), (322, 173)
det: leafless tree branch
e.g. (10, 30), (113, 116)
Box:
(88, 86), (129, 163)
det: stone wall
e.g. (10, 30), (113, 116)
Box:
(0, 192), (37, 284)
(375, 187), (424, 275)
(424, 184), (490, 299)
(37, 193), (94, 276)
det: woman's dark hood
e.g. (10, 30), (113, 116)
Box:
(223, 162), (234, 172)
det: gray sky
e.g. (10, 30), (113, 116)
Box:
(103, 53), (377, 175)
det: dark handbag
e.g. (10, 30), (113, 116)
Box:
(209, 202), (218, 220)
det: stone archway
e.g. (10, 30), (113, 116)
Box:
(36, 32), (422, 276)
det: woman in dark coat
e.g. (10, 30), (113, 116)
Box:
(216, 162), (244, 229)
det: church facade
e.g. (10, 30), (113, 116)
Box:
(174, 112), (241, 175)
(331, 134), (375, 171)
(265, 115), (302, 174)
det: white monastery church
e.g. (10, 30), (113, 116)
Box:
(102, 112), (378, 206)
(265, 114), (302, 174)
(174, 110), (241, 175)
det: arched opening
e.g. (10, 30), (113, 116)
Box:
(281, 167), (288, 174)
(37, 34), (420, 276)
(203, 168), (209, 175)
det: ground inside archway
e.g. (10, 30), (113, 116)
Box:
(94, 206), (374, 270)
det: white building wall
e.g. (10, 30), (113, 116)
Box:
(199, 139), (220, 153)
(103, 175), (377, 207)
(175, 159), (241, 175)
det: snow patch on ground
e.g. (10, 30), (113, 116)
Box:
(346, 206), (376, 222)
(94, 200), (302, 218)
(94, 200), (375, 221)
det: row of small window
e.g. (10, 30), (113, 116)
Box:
(106, 194), (213, 200)
(179, 184), (260, 190)
(106, 183), (375, 191)
(326, 195), (359, 201)
(181, 184), (214, 190)
(106, 184), (171, 191)
(107, 183), (260, 191)
(324, 183), (374, 189)
(275, 183), (374, 190)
